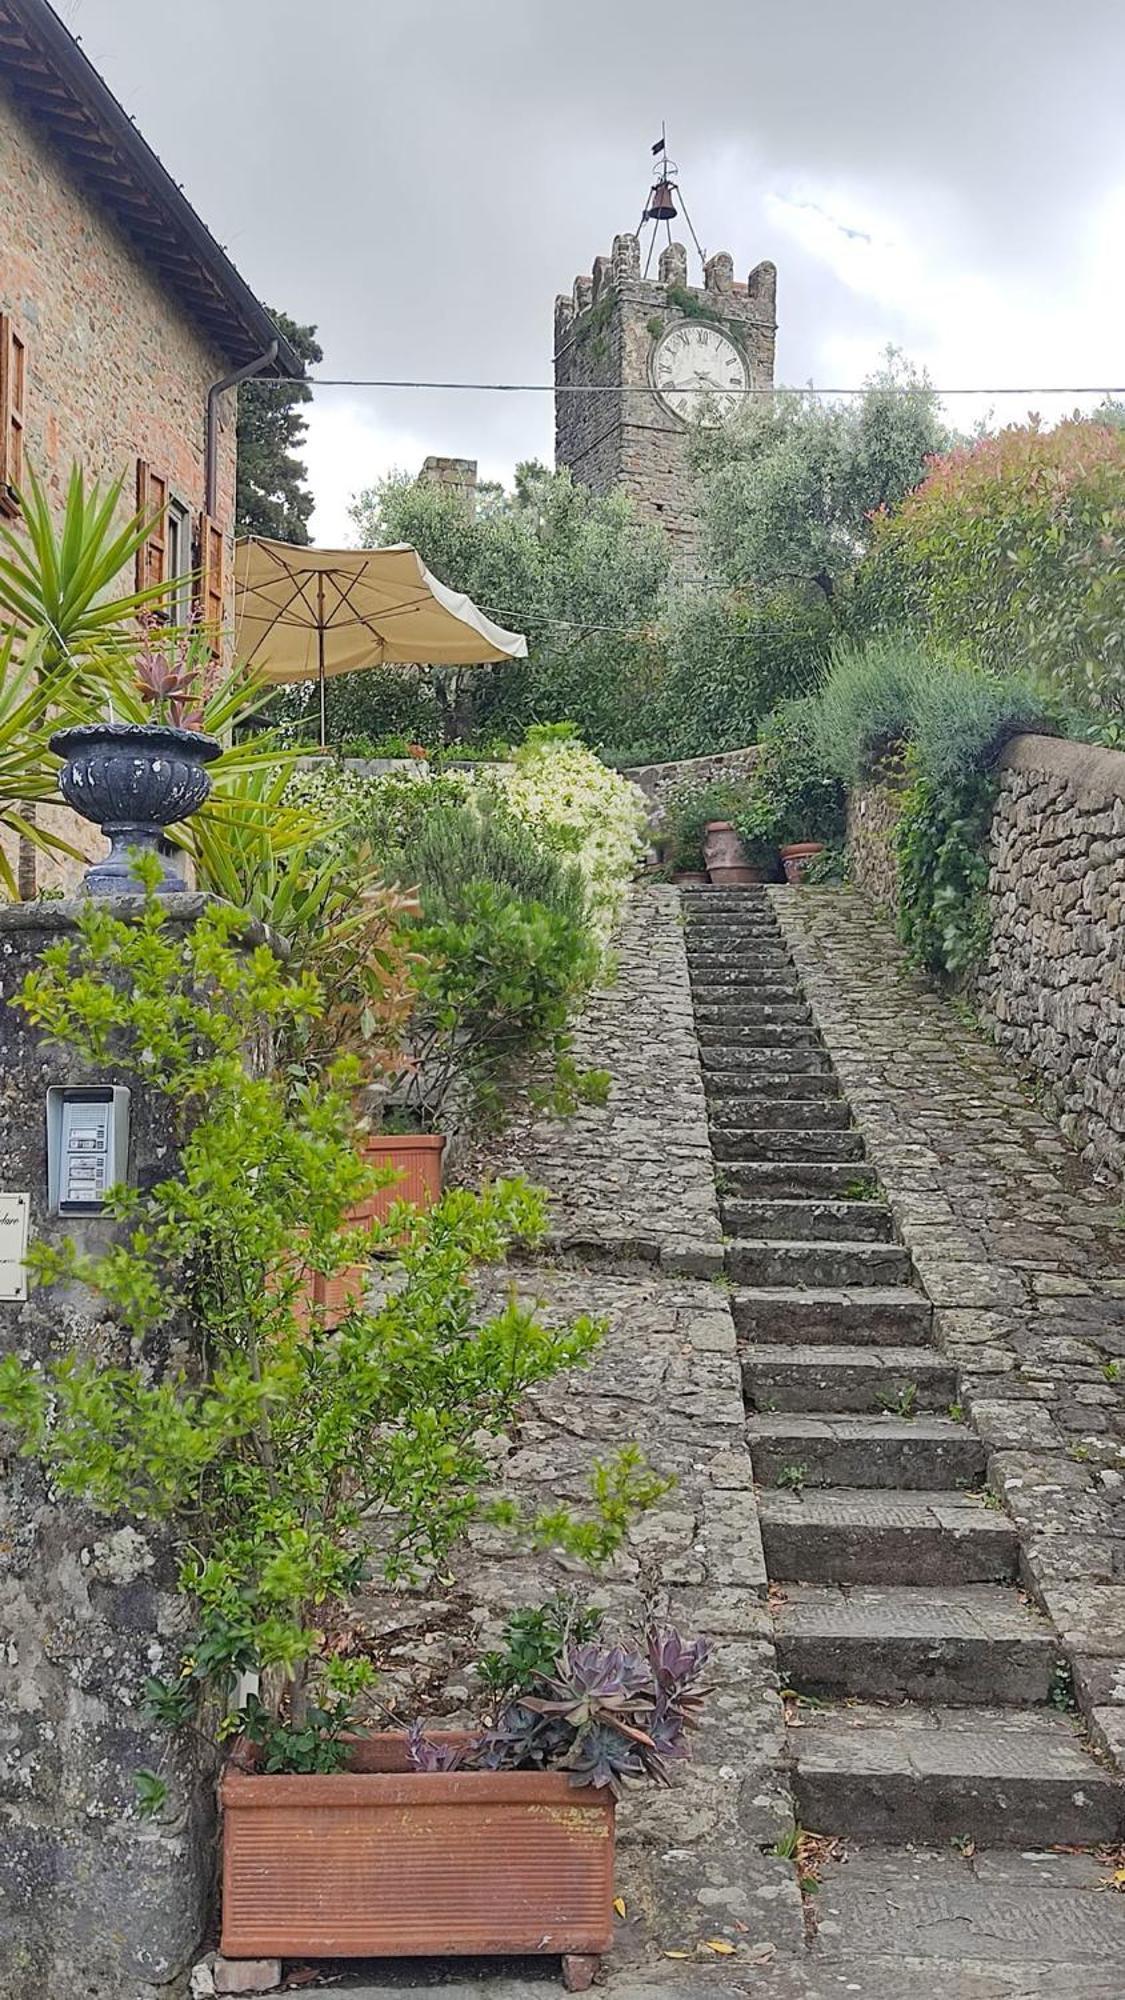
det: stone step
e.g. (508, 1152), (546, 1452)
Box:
(700, 1056), (832, 1088)
(723, 1160), (878, 1198)
(689, 943), (794, 965)
(733, 1287), (933, 1346)
(775, 1584), (1057, 1705)
(696, 1020), (820, 1049)
(726, 1237), (914, 1288)
(741, 1340), (953, 1411)
(691, 978), (803, 1003)
(721, 1196), (893, 1242)
(759, 1487), (1018, 1584)
(712, 1127), (866, 1163)
(708, 1095), (850, 1130)
(791, 1702), (1122, 1846)
(693, 1000), (812, 1027)
(691, 980), (803, 1006)
(707, 1068), (845, 1101)
(690, 960), (794, 981)
(811, 1844), (1125, 1981)
(748, 1412), (984, 1489)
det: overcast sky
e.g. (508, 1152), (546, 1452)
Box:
(67, 0), (1125, 542)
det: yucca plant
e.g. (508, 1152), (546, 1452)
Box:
(0, 461), (183, 895)
(0, 638), (82, 896)
(0, 462), (173, 674)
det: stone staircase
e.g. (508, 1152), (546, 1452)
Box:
(684, 886), (1122, 1851)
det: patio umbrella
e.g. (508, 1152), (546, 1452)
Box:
(234, 537), (528, 745)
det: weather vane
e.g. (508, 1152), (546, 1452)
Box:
(639, 125), (707, 278)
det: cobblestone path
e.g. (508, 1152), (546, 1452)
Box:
(335, 884), (1125, 1999)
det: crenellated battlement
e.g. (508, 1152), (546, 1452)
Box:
(557, 232), (776, 342)
(554, 223), (778, 561)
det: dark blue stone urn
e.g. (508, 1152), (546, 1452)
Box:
(49, 721), (222, 895)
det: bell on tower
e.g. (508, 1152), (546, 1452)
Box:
(638, 126), (707, 278)
(554, 131), (777, 561)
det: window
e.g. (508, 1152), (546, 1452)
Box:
(0, 314), (26, 515)
(167, 497), (192, 625)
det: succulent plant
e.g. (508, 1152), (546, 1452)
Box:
(404, 1612), (712, 1799)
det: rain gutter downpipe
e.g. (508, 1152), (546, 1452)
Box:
(204, 340), (280, 516)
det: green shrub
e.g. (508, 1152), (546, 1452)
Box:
(379, 795), (603, 1126)
(813, 635), (1058, 791)
(813, 634), (943, 784)
(383, 796), (588, 931)
(653, 587), (833, 759)
(0, 870), (661, 1798)
(408, 882), (604, 1127)
(738, 698), (845, 848)
(906, 658), (1058, 788)
(896, 762), (996, 979)
(857, 417), (1125, 723)
(661, 776), (757, 871)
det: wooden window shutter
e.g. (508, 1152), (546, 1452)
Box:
(135, 458), (168, 592)
(196, 513), (225, 656)
(0, 314), (26, 513)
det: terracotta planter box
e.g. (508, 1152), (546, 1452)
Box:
(220, 1734), (615, 1974)
(310, 1133), (446, 1324)
(672, 869), (709, 886)
(780, 840), (824, 884)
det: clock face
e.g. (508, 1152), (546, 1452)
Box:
(649, 322), (748, 424)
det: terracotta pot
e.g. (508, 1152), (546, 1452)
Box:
(672, 869), (709, 886)
(310, 1133), (445, 1325)
(780, 840), (825, 885)
(702, 819), (747, 879)
(220, 1732), (615, 1966)
(708, 863), (770, 886)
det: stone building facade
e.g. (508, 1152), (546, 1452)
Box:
(554, 231), (776, 555)
(0, 0), (302, 892)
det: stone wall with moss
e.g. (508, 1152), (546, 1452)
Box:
(983, 734), (1125, 1178)
(845, 781), (905, 909)
(844, 735), (1125, 1181)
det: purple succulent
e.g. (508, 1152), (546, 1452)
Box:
(406, 1719), (469, 1772)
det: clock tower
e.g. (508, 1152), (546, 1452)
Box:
(554, 232), (776, 559)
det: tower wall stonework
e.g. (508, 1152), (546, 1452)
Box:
(554, 231), (776, 555)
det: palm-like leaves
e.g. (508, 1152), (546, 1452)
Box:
(0, 462), (175, 675)
(0, 637), (80, 895)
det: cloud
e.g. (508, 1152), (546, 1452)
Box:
(72, 0), (1125, 508)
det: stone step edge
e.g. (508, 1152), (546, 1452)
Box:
(765, 897), (1121, 1781)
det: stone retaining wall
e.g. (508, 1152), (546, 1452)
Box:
(844, 733), (1125, 1182)
(623, 746), (759, 832)
(984, 733), (1125, 1178)
(845, 781), (903, 908)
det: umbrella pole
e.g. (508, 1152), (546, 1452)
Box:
(317, 575), (327, 748)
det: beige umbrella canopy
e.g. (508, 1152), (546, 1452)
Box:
(234, 537), (528, 743)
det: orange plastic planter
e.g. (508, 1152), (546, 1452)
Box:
(308, 1134), (446, 1325)
(220, 1733), (615, 1965)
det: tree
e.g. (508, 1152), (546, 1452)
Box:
(857, 415), (1125, 721)
(692, 349), (948, 600)
(325, 462), (670, 749)
(235, 306), (322, 543)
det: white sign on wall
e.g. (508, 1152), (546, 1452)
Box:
(0, 1194), (30, 1301)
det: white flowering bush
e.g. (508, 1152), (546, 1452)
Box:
(501, 726), (647, 943)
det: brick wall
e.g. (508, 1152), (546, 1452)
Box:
(0, 73), (237, 543)
(0, 72), (240, 897)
